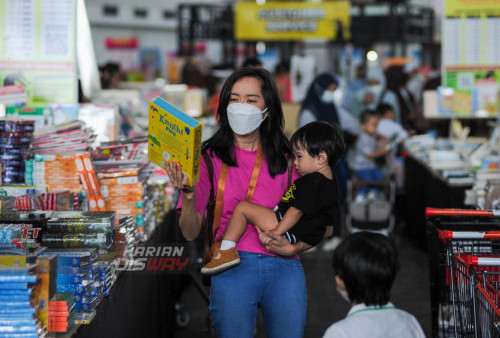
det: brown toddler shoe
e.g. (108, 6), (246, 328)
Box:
(200, 247), (240, 275)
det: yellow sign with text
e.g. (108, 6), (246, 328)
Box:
(235, 2), (350, 41)
(445, 0), (500, 16)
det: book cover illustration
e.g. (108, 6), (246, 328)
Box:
(148, 97), (203, 185)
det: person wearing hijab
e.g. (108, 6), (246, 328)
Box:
(349, 67), (401, 124)
(298, 73), (340, 127)
(298, 72), (360, 141)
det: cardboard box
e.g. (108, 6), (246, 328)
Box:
(148, 97), (203, 185)
(74, 154), (105, 211)
(99, 176), (139, 186)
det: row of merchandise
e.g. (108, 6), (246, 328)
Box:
(0, 116), (176, 335)
(404, 129), (500, 210)
(0, 211), (128, 336)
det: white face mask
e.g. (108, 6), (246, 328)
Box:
(321, 90), (336, 104)
(227, 103), (267, 135)
(369, 84), (383, 96)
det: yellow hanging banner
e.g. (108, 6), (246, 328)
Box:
(235, 1), (350, 41)
(445, 0), (500, 16)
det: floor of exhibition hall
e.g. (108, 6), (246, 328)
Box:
(174, 207), (433, 338)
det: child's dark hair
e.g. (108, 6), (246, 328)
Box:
(332, 231), (399, 306)
(377, 103), (394, 117)
(359, 109), (380, 125)
(290, 121), (345, 168)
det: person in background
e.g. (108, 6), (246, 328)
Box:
(323, 231), (426, 338)
(404, 63), (425, 107)
(376, 103), (408, 180)
(350, 67), (401, 123)
(297, 73), (340, 127)
(348, 109), (391, 201)
(98, 62), (137, 137)
(166, 67), (311, 338)
(273, 59), (292, 103)
(180, 59), (205, 87)
(385, 65), (417, 132)
(99, 62), (122, 89)
(417, 70), (443, 134)
(341, 64), (367, 112)
(376, 103), (408, 145)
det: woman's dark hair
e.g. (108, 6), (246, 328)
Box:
(202, 67), (291, 177)
(242, 57), (263, 68)
(290, 121), (345, 168)
(332, 231), (399, 306)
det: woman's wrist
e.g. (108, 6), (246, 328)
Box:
(181, 185), (195, 193)
(181, 185), (196, 199)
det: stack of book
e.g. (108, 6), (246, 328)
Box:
(25, 154), (81, 193)
(97, 261), (116, 297)
(31, 121), (94, 155)
(38, 249), (98, 292)
(92, 139), (150, 231)
(99, 174), (145, 228)
(0, 85), (27, 107)
(0, 268), (43, 336)
(39, 249), (102, 315)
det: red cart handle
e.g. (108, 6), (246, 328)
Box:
(439, 230), (500, 241)
(467, 256), (500, 266)
(426, 207), (500, 218)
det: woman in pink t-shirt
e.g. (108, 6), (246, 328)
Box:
(166, 67), (310, 338)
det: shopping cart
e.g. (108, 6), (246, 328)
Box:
(441, 228), (500, 337)
(426, 208), (500, 337)
(447, 244), (500, 338)
(476, 282), (500, 337)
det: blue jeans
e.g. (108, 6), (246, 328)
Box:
(209, 251), (307, 338)
(354, 168), (385, 195)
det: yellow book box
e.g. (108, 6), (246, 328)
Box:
(148, 97), (203, 185)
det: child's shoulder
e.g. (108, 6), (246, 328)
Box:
(299, 172), (334, 184)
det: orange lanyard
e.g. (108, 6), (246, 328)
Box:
(212, 145), (263, 238)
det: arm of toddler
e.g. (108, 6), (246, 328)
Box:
(368, 146), (391, 158)
(259, 231), (311, 256)
(271, 207), (303, 236)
